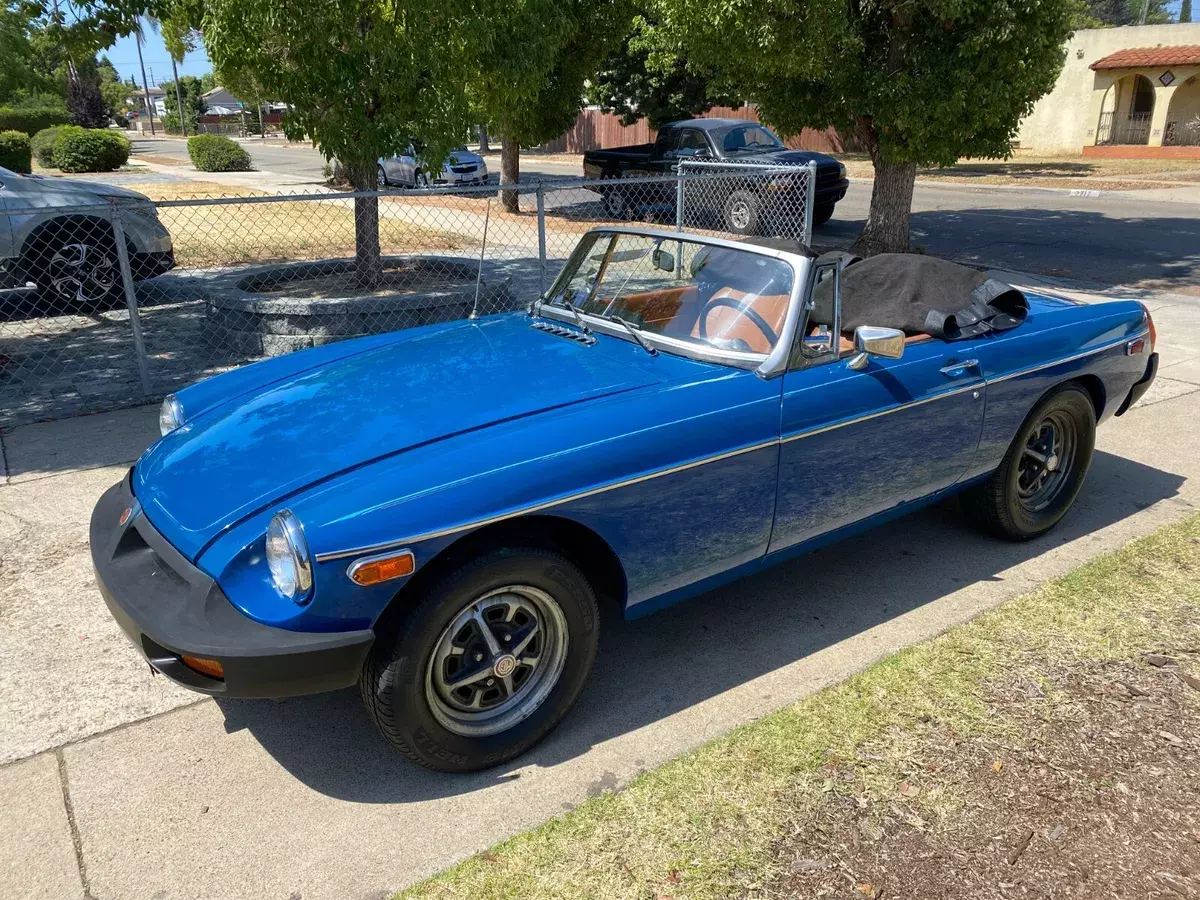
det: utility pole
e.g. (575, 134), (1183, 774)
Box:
(1140, 0), (1149, 24)
(170, 56), (186, 136)
(136, 26), (156, 136)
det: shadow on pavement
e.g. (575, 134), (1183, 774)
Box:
(814, 205), (1200, 293)
(215, 448), (1184, 803)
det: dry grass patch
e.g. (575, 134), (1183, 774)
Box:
(398, 514), (1200, 900)
(155, 192), (470, 269)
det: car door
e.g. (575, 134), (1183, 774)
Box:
(768, 262), (987, 554)
(0, 176), (14, 279)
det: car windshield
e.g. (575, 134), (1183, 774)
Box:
(544, 232), (796, 358)
(719, 125), (785, 155)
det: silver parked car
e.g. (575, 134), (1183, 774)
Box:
(0, 167), (174, 312)
(377, 146), (488, 188)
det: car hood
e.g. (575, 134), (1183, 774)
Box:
(4, 172), (152, 207)
(728, 149), (838, 170)
(447, 151), (484, 167)
(134, 317), (661, 561)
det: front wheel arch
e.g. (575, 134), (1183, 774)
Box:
(372, 514), (627, 637)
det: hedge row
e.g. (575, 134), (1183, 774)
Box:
(52, 127), (131, 173)
(31, 126), (64, 167)
(187, 133), (252, 172)
(0, 131), (32, 173)
(0, 107), (71, 137)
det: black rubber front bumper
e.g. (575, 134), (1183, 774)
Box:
(1116, 351), (1158, 416)
(90, 474), (374, 698)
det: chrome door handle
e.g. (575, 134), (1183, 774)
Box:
(940, 359), (980, 378)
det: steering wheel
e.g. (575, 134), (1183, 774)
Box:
(697, 295), (779, 348)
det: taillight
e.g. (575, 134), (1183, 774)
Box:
(1140, 302), (1157, 352)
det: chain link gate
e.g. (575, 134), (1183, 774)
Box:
(0, 163), (814, 429)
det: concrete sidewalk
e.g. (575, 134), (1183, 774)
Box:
(2, 285), (1199, 900)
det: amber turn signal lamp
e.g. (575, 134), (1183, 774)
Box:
(182, 655), (225, 680)
(348, 550), (415, 586)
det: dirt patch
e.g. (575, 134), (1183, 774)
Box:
(763, 655), (1200, 900)
(133, 153), (191, 168)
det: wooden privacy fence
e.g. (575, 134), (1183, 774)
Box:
(540, 105), (854, 153)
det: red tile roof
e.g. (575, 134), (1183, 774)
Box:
(1091, 45), (1200, 70)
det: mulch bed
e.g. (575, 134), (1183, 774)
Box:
(761, 654), (1200, 899)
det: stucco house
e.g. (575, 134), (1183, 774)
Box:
(1017, 23), (1200, 157)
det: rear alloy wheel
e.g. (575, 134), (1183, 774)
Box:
(602, 181), (631, 220)
(962, 384), (1096, 540)
(723, 190), (760, 235)
(360, 547), (598, 772)
(33, 233), (122, 314)
(377, 164), (389, 187)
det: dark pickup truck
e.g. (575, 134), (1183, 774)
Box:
(582, 118), (849, 236)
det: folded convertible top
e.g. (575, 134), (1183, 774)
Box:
(813, 252), (1028, 341)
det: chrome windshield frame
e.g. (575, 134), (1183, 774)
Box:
(534, 226), (812, 378)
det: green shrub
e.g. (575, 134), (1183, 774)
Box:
(0, 106), (71, 136)
(186, 133), (252, 172)
(52, 128), (131, 173)
(0, 130), (32, 173)
(31, 126), (65, 167)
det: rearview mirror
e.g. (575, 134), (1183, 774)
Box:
(651, 248), (675, 273)
(847, 325), (905, 371)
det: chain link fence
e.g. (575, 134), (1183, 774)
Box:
(0, 163), (813, 428)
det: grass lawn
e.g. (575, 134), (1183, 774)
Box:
(399, 514), (1200, 900)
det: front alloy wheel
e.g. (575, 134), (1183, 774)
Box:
(40, 239), (121, 312)
(360, 547), (598, 772)
(425, 585), (568, 737)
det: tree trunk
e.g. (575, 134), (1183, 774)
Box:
(478, 123), (490, 153)
(852, 157), (917, 256)
(171, 57), (186, 136)
(499, 134), (520, 213)
(351, 162), (382, 289)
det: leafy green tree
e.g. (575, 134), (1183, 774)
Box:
(654, 0), (1073, 254)
(161, 74), (206, 131)
(1181, 0), (1192, 23)
(589, 13), (738, 130)
(1072, 0), (1173, 25)
(468, 0), (630, 212)
(202, 0), (476, 285)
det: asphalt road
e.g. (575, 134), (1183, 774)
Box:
(130, 137), (582, 181)
(818, 181), (1200, 292)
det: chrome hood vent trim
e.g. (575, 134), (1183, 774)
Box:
(530, 320), (597, 346)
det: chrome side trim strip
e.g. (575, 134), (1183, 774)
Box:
(780, 381), (981, 444)
(315, 330), (1145, 563)
(313, 437), (780, 562)
(986, 329), (1147, 385)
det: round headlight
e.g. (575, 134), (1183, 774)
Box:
(159, 395), (185, 436)
(266, 510), (313, 602)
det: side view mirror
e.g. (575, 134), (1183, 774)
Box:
(651, 247), (675, 273)
(847, 325), (905, 371)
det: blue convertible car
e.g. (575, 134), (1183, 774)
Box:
(91, 226), (1157, 771)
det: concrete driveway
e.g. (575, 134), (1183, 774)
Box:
(3, 283), (1200, 899)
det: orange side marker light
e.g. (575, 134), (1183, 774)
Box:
(348, 551), (415, 586)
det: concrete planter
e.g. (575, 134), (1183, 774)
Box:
(204, 256), (513, 357)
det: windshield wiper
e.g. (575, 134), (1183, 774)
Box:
(560, 298), (593, 336)
(606, 314), (657, 356)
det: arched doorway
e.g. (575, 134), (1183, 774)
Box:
(1097, 73), (1155, 145)
(1165, 76), (1200, 147)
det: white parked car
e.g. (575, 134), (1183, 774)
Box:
(0, 167), (174, 312)
(377, 146), (488, 188)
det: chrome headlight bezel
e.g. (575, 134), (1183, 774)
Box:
(159, 395), (185, 436)
(266, 509), (314, 603)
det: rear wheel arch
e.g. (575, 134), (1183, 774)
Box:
(1072, 373), (1106, 420)
(372, 514), (627, 636)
